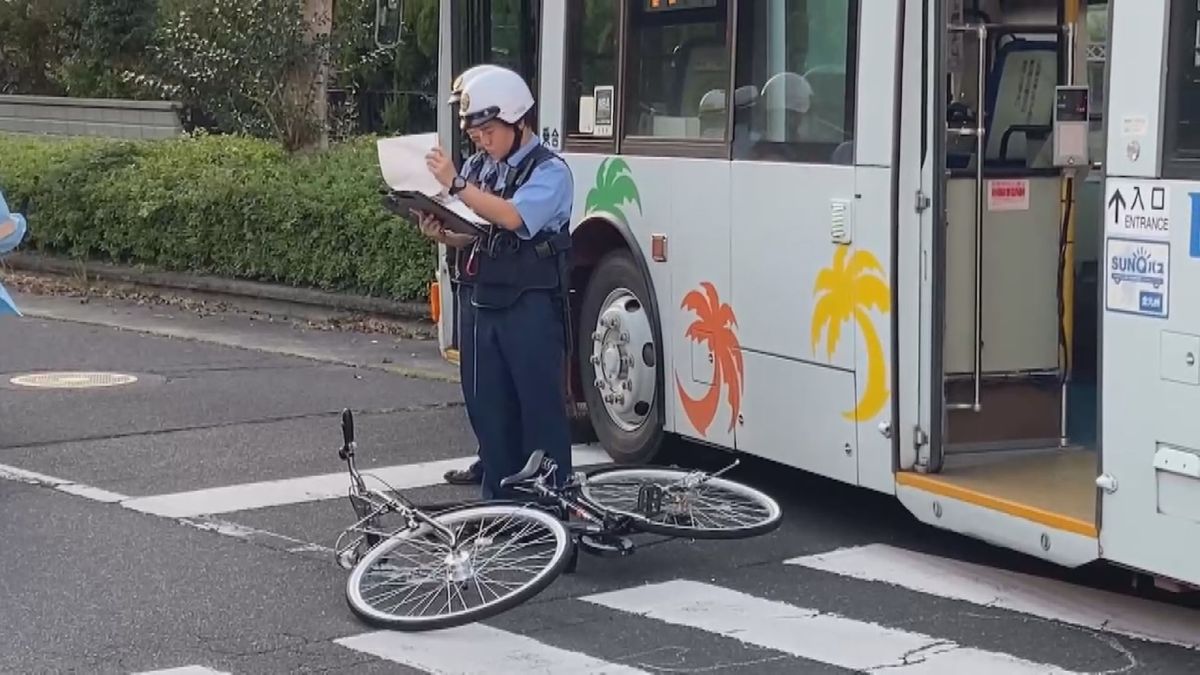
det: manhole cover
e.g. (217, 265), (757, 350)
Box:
(9, 372), (140, 389)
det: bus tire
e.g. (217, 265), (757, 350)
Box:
(578, 249), (664, 465)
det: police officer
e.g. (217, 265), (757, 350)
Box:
(420, 66), (574, 500)
(428, 64), (502, 488)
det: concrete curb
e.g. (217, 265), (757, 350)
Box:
(3, 252), (432, 321)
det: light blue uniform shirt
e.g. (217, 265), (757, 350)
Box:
(0, 188), (27, 316)
(492, 135), (573, 241)
(459, 151), (496, 186)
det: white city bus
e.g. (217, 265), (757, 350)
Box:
(426, 0), (1200, 591)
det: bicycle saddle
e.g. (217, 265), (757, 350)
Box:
(500, 449), (547, 488)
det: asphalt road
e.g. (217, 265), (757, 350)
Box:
(1, 287), (1199, 674)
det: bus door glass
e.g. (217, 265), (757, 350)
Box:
(445, 0), (541, 351)
(449, 0), (541, 164)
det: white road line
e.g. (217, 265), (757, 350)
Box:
(57, 483), (128, 502)
(786, 543), (1200, 650)
(130, 662), (230, 667)
(0, 462), (131, 502)
(335, 626), (650, 675)
(121, 445), (612, 518)
(582, 579), (1080, 674)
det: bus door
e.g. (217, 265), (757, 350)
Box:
(1098, 0), (1200, 589)
(440, 0), (542, 355)
(895, 0), (947, 475)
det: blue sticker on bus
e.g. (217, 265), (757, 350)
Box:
(1105, 237), (1170, 319)
(1191, 192), (1200, 258)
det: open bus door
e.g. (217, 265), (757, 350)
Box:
(895, 0), (946, 477)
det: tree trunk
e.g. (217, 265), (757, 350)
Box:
(296, 0), (333, 152)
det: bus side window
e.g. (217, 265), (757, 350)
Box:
(1162, 0), (1200, 177)
(623, 0), (731, 140)
(563, 0), (620, 143)
(732, 0), (858, 164)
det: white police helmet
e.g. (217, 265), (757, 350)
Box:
(458, 66), (535, 130)
(448, 64), (503, 106)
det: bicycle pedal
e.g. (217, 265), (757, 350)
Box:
(636, 484), (664, 517)
(579, 534), (635, 558)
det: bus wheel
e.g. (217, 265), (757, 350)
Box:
(578, 249), (663, 464)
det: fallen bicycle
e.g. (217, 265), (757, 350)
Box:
(332, 409), (783, 631)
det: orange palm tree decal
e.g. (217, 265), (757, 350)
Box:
(675, 282), (744, 436)
(811, 246), (891, 422)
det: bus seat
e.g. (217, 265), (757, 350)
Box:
(696, 85), (758, 139)
(801, 64), (848, 144)
(760, 71), (812, 143)
(982, 37), (1058, 168)
(831, 141), (854, 165)
(674, 39), (730, 116)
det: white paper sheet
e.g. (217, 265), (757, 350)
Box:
(376, 133), (488, 226)
(376, 133), (443, 196)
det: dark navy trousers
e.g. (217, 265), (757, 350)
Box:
(471, 289), (573, 500)
(455, 281), (482, 469)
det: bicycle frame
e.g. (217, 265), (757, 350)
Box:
(334, 410), (465, 569)
(504, 452), (743, 541)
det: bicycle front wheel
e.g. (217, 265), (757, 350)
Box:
(581, 467), (782, 540)
(345, 504), (573, 632)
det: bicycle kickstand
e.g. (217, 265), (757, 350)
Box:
(562, 537), (580, 575)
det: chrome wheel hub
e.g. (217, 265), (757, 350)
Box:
(589, 288), (656, 432)
(445, 549), (475, 583)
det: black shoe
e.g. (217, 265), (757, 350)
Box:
(444, 458), (483, 485)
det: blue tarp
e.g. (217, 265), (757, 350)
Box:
(0, 188), (28, 316)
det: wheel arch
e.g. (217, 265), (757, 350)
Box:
(568, 213), (667, 432)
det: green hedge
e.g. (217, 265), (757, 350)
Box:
(0, 132), (436, 302)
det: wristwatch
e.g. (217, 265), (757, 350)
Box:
(449, 175), (467, 196)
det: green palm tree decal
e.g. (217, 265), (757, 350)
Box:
(584, 158), (643, 226)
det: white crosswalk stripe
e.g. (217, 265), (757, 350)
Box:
(131, 662), (231, 667)
(336, 626), (650, 674)
(328, 551), (1200, 674)
(581, 579), (1080, 674)
(120, 444), (611, 518)
(786, 543), (1200, 650)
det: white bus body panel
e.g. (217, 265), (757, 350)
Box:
(1101, 0), (1200, 588)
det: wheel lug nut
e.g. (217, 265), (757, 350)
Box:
(590, 355), (601, 365)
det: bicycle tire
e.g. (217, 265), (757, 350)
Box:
(580, 466), (783, 540)
(344, 503), (573, 632)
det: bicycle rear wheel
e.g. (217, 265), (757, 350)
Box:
(580, 467), (782, 540)
(345, 504), (573, 632)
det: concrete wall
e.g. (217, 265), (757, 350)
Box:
(0, 95), (184, 139)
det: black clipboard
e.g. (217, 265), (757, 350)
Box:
(382, 190), (491, 237)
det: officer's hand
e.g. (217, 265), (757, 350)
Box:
(425, 147), (457, 189)
(415, 210), (446, 242)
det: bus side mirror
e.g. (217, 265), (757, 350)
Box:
(375, 0), (405, 49)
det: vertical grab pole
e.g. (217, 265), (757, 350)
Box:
(946, 22), (987, 413)
(969, 22), (986, 413)
(1060, 7), (1080, 447)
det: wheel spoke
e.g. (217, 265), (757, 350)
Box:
(346, 505), (569, 629)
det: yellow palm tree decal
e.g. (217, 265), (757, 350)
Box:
(675, 282), (744, 436)
(811, 246), (891, 422)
